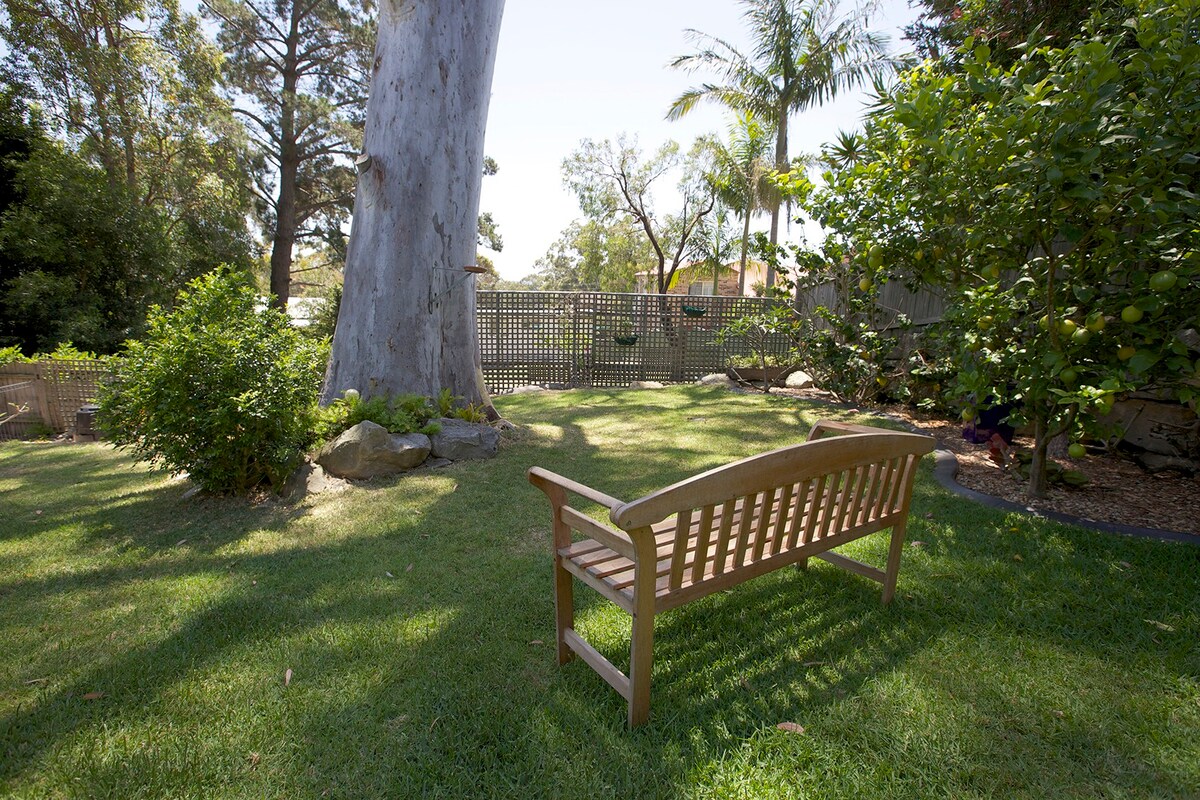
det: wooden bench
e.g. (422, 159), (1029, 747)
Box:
(527, 419), (935, 727)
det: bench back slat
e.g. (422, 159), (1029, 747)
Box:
(734, 492), (758, 568)
(712, 498), (738, 575)
(668, 509), (693, 590)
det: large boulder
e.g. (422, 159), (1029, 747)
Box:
(784, 370), (815, 390)
(697, 373), (735, 388)
(317, 421), (431, 479)
(429, 418), (500, 461)
(1104, 397), (1199, 460)
(282, 461), (349, 501)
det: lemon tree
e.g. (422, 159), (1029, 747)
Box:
(803, 0), (1200, 497)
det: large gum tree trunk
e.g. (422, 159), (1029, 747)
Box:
(322, 0), (505, 406)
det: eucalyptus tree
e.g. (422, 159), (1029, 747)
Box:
(562, 135), (716, 296)
(204, 0), (375, 307)
(668, 0), (897, 287)
(533, 218), (654, 292)
(323, 0), (505, 412)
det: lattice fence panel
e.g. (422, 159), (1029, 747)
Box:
(42, 359), (110, 432)
(478, 291), (793, 392)
(0, 359), (110, 439)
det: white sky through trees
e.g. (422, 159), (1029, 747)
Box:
(480, 0), (920, 280)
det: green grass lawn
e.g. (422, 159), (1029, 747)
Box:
(1, 385), (1197, 799)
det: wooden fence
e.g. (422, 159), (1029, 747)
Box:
(0, 360), (109, 440)
(794, 280), (948, 331)
(478, 291), (793, 392)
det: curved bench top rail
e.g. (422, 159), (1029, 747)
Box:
(610, 431), (935, 531)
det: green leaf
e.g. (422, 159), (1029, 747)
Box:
(1128, 351), (1160, 375)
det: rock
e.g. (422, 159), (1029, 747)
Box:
(317, 421), (431, 479)
(629, 380), (666, 389)
(429, 418), (500, 461)
(784, 370), (815, 389)
(423, 457), (453, 469)
(1103, 399), (1199, 458)
(282, 461), (348, 501)
(1135, 452), (1197, 475)
(509, 384), (547, 394)
(697, 373), (734, 388)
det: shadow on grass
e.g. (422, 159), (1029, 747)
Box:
(0, 386), (1197, 797)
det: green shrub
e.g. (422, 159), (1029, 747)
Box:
(435, 388), (490, 423)
(99, 269), (328, 494)
(0, 346), (28, 366)
(314, 389), (441, 444)
(40, 342), (105, 361)
(303, 282), (342, 341)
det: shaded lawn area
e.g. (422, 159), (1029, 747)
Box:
(0, 385), (1197, 798)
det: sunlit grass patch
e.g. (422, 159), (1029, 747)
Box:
(0, 386), (1196, 799)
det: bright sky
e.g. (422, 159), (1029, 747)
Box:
(479, 0), (922, 281)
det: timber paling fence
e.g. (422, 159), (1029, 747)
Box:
(478, 291), (793, 393)
(794, 280), (948, 332)
(0, 360), (109, 441)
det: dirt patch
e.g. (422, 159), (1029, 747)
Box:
(772, 388), (1200, 537)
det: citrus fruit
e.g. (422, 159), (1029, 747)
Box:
(1149, 270), (1177, 292)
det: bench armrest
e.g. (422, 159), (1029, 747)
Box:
(528, 467), (624, 510)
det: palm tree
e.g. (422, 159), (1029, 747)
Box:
(686, 202), (739, 295)
(824, 129), (867, 169)
(668, 0), (898, 287)
(710, 113), (774, 294)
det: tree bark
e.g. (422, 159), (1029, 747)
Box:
(1028, 416), (1050, 499)
(738, 210), (751, 295)
(765, 101), (789, 290)
(268, 7), (302, 310)
(322, 0), (504, 407)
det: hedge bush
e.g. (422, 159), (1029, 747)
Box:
(99, 269), (328, 494)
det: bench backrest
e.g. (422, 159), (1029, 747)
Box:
(609, 428), (934, 592)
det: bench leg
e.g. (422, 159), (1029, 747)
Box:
(628, 605), (654, 727)
(554, 557), (575, 665)
(881, 522), (907, 605)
